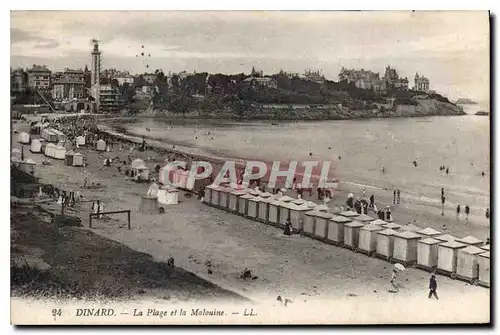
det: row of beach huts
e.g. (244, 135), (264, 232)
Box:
(203, 184), (490, 288)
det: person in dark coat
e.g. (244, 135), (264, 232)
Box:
(396, 189), (401, 204)
(428, 275), (439, 300)
(486, 208), (490, 220)
(283, 219), (292, 236)
(393, 190), (396, 204)
(369, 194), (375, 208)
(465, 205), (470, 220)
(456, 205), (461, 219)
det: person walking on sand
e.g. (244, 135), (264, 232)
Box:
(370, 194), (375, 208)
(396, 189), (401, 204)
(456, 205), (461, 219)
(362, 188), (366, 197)
(393, 190), (396, 205)
(389, 269), (399, 293)
(441, 195), (446, 216)
(428, 274), (439, 300)
(486, 208), (490, 220)
(465, 205), (470, 221)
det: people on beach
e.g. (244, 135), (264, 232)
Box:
(382, 166), (385, 174)
(389, 269), (399, 293)
(413, 160), (418, 167)
(446, 167), (449, 174)
(428, 274), (439, 300)
(393, 190), (396, 205)
(456, 205), (461, 219)
(485, 208), (490, 220)
(369, 194), (375, 208)
(396, 189), (400, 204)
(465, 205), (470, 221)
(441, 195), (446, 216)
(283, 219), (292, 236)
(362, 188), (366, 197)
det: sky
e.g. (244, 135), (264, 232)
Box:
(10, 11), (490, 102)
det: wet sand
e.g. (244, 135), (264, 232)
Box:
(11, 119), (490, 323)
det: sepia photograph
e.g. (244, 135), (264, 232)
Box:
(9, 9), (491, 325)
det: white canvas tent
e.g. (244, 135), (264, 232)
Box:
(437, 240), (467, 274)
(375, 228), (398, 260)
(392, 231), (422, 264)
(44, 143), (56, 157)
(456, 245), (484, 282)
(76, 135), (86, 146)
(157, 186), (179, 206)
(30, 139), (42, 153)
(358, 223), (384, 254)
(73, 153), (84, 166)
(417, 227), (442, 238)
(96, 139), (106, 151)
(417, 237), (441, 270)
(456, 236), (483, 247)
(18, 132), (30, 144)
(327, 215), (352, 245)
(343, 221), (364, 250)
(53, 145), (66, 160)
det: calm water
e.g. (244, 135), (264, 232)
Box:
(110, 107), (490, 212)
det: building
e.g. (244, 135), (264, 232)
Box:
(11, 68), (27, 93)
(303, 69), (326, 84)
(92, 84), (122, 112)
(339, 67), (380, 84)
(383, 66), (409, 90)
(91, 40), (101, 87)
(414, 73), (430, 92)
(115, 75), (135, 86)
(242, 77), (278, 90)
(53, 68), (85, 83)
(27, 65), (51, 90)
(52, 80), (86, 101)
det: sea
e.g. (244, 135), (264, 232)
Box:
(108, 102), (490, 214)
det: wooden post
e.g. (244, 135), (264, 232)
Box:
(89, 214), (92, 228)
(127, 210), (131, 230)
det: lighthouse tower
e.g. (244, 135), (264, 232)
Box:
(90, 39), (101, 109)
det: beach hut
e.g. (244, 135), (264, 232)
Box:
(437, 240), (467, 278)
(383, 222), (402, 230)
(228, 189), (247, 212)
(131, 166), (150, 182)
(53, 145), (66, 160)
(18, 132), (30, 144)
(247, 196), (262, 220)
(30, 139), (42, 153)
(261, 192), (273, 198)
(238, 193), (254, 217)
(11, 148), (22, 162)
(392, 231), (422, 266)
(76, 135), (86, 146)
(358, 223), (384, 256)
(72, 153), (84, 167)
(375, 228), (398, 261)
(340, 210), (360, 218)
(44, 143), (55, 158)
(417, 238), (442, 272)
(417, 227), (442, 238)
(203, 184), (216, 205)
(456, 236), (483, 247)
(327, 215), (352, 245)
(258, 196), (272, 223)
(65, 150), (75, 166)
(211, 185), (221, 207)
(289, 203), (311, 232)
(355, 214), (374, 223)
(370, 219), (388, 227)
(278, 198), (294, 227)
(313, 211), (330, 241)
(96, 139), (106, 152)
(435, 234), (458, 242)
(456, 245), (484, 284)
(477, 251), (490, 288)
(52, 129), (66, 142)
(343, 221), (364, 251)
(157, 185), (179, 208)
(304, 210), (319, 237)
(315, 204), (329, 212)
(218, 186), (232, 210)
(267, 198), (281, 227)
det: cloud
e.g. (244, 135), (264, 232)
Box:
(35, 40), (61, 49)
(10, 28), (47, 43)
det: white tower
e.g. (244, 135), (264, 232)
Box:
(91, 39), (101, 86)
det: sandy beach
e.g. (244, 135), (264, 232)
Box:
(10, 117), (490, 323)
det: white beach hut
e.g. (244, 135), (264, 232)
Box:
(417, 237), (442, 271)
(278, 197), (294, 227)
(456, 245), (484, 283)
(392, 231), (422, 265)
(18, 132), (30, 144)
(313, 211), (330, 241)
(157, 185), (179, 207)
(247, 195), (262, 220)
(258, 196), (272, 223)
(228, 189), (247, 212)
(131, 166), (150, 182)
(76, 135), (86, 146)
(417, 227), (442, 238)
(289, 203), (311, 232)
(304, 210), (319, 237)
(343, 221), (364, 251)
(456, 236), (483, 247)
(30, 139), (42, 153)
(238, 193), (254, 217)
(267, 198), (281, 227)
(375, 228), (398, 261)
(53, 145), (66, 160)
(96, 139), (106, 152)
(44, 143), (55, 158)
(327, 215), (352, 245)
(437, 240), (467, 277)
(477, 251), (490, 288)
(210, 185), (221, 207)
(204, 184), (216, 205)
(358, 223), (384, 255)
(218, 186), (232, 210)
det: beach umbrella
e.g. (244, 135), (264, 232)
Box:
(394, 263), (406, 271)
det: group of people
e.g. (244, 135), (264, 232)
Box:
(389, 269), (439, 300)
